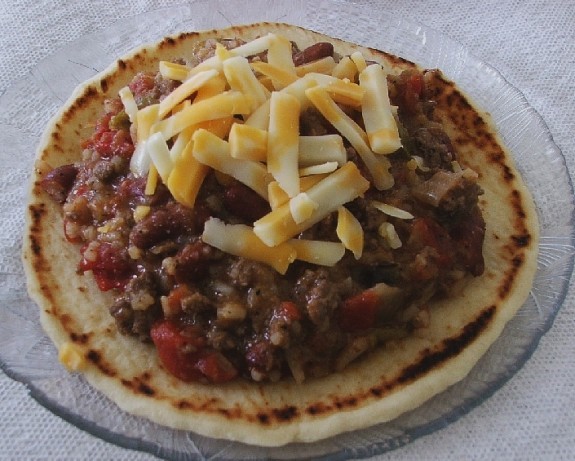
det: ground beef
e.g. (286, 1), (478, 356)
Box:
(294, 269), (343, 331)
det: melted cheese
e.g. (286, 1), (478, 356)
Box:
(157, 91), (252, 140)
(202, 218), (296, 274)
(167, 137), (209, 208)
(372, 201), (414, 220)
(295, 56), (337, 77)
(244, 73), (318, 128)
(168, 101), (192, 162)
(305, 86), (394, 190)
(267, 92), (301, 198)
(130, 104), (160, 177)
(298, 135), (347, 167)
(324, 78), (365, 107)
(215, 42), (234, 62)
(359, 64), (402, 154)
(120, 33), (409, 273)
(223, 56), (270, 111)
(254, 162), (369, 246)
(332, 56), (357, 81)
(379, 222), (402, 249)
(159, 61), (191, 81)
(145, 165), (158, 195)
(267, 34), (297, 88)
(58, 342), (85, 371)
(251, 61), (298, 89)
(146, 132), (173, 183)
(299, 161), (339, 176)
(290, 239), (345, 266)
(118, 86), (138, 123)
(188, 34), (277, 77)
(136, 104), (160, 143)
(289, 192), (319, 224)
(350, 51), (367, 73)
(229, 123), (268, 161)
(133, 205), (151, 222)
(268, 175), (326, 209)
(192, 128), (269, 199)
(336, 206), (364, 259)
(158, 69), (219, 119)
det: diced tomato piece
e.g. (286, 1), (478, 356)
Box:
(449, 208), (485, 276)
(410, 217), (453, 268)
(151, 320), (238, 383)
(393, 71), (425, 115)
(196, 352), (238, 383)
(277, 301), (302, 322)
(95, 113), (114, 134)
(165, 285), (193, 316)
(110, 130), (134, 157)
(339, 290), (379, 332)
(81, 111), (134, 158)
(79, 242), (133, 291)
(151, 320), (205, 382)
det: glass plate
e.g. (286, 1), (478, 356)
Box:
(1, 0), (573, 459)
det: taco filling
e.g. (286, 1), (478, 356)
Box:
(39, 33), (485, 384)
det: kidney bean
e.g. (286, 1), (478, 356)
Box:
(174, 240), (214, 283)
(223, 183), (270, 222)
(293, 42), (334, 66)
(40, 164), (78, 204)
(115, 177), (170, 208)
(130, 202), (195, 249)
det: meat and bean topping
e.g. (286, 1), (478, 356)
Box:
(40, 38), (485, 384)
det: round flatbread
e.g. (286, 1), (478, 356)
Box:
(22, 23), (538, 446)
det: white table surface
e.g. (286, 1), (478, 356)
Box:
(1, 0), (574, 459)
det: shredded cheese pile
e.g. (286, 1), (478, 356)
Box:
(121, 33), (404, 274)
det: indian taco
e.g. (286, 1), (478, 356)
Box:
(23, 22), (538, 446)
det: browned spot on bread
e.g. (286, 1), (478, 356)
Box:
(397, 305), (496, 384)
(59, 313), (71, 327)
(29, 234), (42, 257)
(511, 190), (527, 220)
(120, 374), (159, 396)
(29, 203), (46, 224)
(176, 399), (192, 410)
(498, 254), (525, 299)
(61, 86), (99, 123)
(164, 36), (176, 46)
(117, 59), (126, 70)
(272, 406), (298, 422)
(86, 349), (116, 377)
(69, 332), (89, 344)
(28, 203), (45, 257)
(87, 349), (101, 363)
(139, 383), (155, 396)
(100, 77), (109, 93)
(512, 234), (531, 247)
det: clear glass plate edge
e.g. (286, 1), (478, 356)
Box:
(0, 1), (573, 460)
